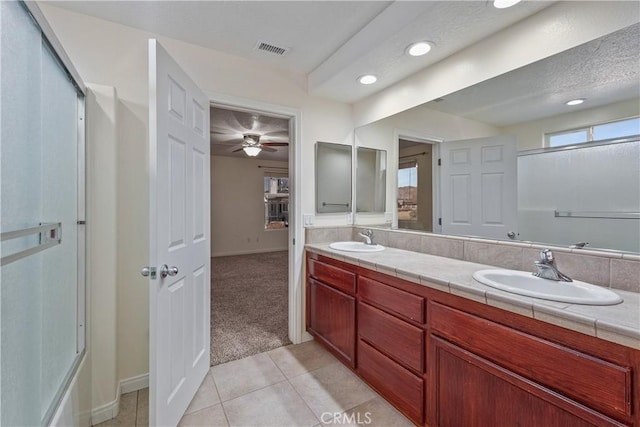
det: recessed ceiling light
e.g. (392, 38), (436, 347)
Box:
(566, 99), (585, 106)
(493, 0), (522, 8)
(407, 41), (433, 57)
(358, 75), (377, 85)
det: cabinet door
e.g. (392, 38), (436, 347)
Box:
(430, 337), (624, 427)
(358, 339), (424, 425)
(308, 278), (356, 367)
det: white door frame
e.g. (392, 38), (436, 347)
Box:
(206, 91), (305, 344)
(393, 129), (443, 232)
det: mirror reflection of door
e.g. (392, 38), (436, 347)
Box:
(398, 138), (435, 232)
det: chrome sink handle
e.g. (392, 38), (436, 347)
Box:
(539, 248), (555, 265)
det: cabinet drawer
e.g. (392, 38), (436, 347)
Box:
(430, 302), (632, 419)
(359, 276), (425, 323)
(358, 302), (423, 373)
(358, 339), (424, 425)
(308, 258), (356, 295)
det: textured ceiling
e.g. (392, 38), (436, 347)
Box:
(49, 1), (391, 74)
(308, 1), (552, 102)
(421, 23), (640, 127)
(210, 106), (290, 162)
(48, 0), (552, 103)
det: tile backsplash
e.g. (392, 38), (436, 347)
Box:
(305, 226), (640, 293)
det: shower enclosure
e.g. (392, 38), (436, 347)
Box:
(1, 2), (86, 425)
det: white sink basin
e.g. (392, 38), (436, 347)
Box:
(473, 269), (622, 305)
(329, 241), (385, 252)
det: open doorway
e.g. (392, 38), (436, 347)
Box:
(398, 138), (438, 232)
(209, 105), (292, 366)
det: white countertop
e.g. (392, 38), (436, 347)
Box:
(306, 243), (640, 350)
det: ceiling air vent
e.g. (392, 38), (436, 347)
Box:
(255, 41), (290, 56)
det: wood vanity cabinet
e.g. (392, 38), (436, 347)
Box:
(356, 275), (426, 424)
(306, 257), (356, 367)
(305, 252), (640, 426)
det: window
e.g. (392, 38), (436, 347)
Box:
(546, 117), (640, 147)
(264, 175), (289, 229)
(398, 160), (418, 222)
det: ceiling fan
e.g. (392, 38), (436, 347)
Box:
(209, 108), (290, 157)
(230, 133), (288, 157)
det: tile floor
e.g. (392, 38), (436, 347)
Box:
(99, 340), (412, 426)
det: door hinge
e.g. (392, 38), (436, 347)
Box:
(438, 218), (442, 226)
(438, 158), (441, 166)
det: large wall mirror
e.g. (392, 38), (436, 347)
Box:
(356, 147), (386, 214)
(354, 23), (640, 253)
(315, 141), (352, 214)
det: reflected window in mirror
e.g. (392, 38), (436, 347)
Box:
(546, 116), (640, 147)
(397, 139), (435, 232)
(398, 160), (418, 223)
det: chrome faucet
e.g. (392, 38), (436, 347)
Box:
(358, 229), (374, 245)
(533, 249), (572, 282)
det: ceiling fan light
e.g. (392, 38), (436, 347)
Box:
(243, 146), (261, 157)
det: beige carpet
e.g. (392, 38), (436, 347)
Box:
(211, 251), (291, 366)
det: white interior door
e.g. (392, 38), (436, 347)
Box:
(148, 39), (210, 426)
(440, 135), (517, 240)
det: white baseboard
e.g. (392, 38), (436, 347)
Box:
(212, 247), (288, 257)
(91, 397), (119, 426)
(90, 373), (148, 425)
(120, 373), (149, 394)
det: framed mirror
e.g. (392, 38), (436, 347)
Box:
(354, 23), (640, 253)
(356, 147), (386, 214)
(315, 141), (352, 214)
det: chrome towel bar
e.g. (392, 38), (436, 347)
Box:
(0, 222), (62, 266)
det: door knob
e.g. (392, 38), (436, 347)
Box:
(160, 264), (179, 278)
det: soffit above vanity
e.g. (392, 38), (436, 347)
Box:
(49, 0), (552, 103)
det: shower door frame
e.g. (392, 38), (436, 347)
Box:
(18, 2), (87, 424)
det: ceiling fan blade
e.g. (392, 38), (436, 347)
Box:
(263, 130), (289, 138)
(261, 142), (288, 147)
(227, 144), (246, 152)
(261, 146), (277, 152)
(261, 135), (289, 143)
(213, 134), (243, 145)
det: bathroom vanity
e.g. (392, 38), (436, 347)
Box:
(305, 246), (640, 426)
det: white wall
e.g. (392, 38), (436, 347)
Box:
(503, 98), (640, 151)
(38, 4), (354, 399)
(86, 85), (119, 420)
(211, 156), (288, 257)
(353, 1), (640, 127)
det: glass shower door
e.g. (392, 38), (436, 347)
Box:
(1, 1), (85, 425)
